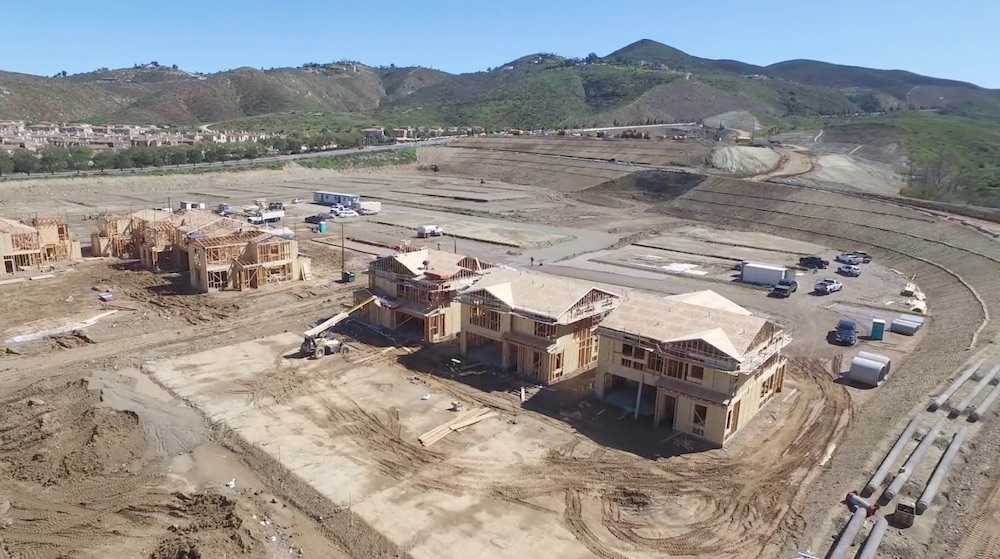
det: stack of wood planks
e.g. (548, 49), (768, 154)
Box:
(418, 407), (498, 447)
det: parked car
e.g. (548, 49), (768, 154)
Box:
(835, 319), (858, 345)
(814, 278), (843, 294)
(836, 253), (864, 265)
(304, 214), (328, 224)
(290, 198), (304, 204)
(799, 256), (830, 269)
(335, 209), (360, 218)
(771, 279), (799, 298)
(848, 251), (872, 263)
(838, 264), (862, 277)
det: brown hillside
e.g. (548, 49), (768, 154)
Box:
(602, 81), (777, 124)
(0, 71), (131, 122)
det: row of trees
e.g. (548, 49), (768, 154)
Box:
(0, 131), (374, 177)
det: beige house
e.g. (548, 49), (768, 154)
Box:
(30, 217), (81, 262)
(595, 290), (790, 447)
(458, 270), (621, 384)
(359, 247), (494, 342)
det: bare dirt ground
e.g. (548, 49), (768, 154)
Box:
(1, 136), (1000, 558)
(709, 145), (780, 174)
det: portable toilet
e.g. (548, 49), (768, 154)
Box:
(871, 319), (886, 341)
(317, 221), (328, 233)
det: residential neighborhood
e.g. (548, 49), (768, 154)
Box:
(0, 120), (271, 152)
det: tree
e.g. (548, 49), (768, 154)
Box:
(241, 143), (261, 160)
(171, 64), (178, 70)
(169, 147), (188, 166)
(129, 147), (154, 169)
(585, 52), (599, 64)
(68, 147), (92, 174)
(39, 147), (69, 174)
(186, 147), (203, 165)
(113, 150), (134, 170)
(92, 150), (115, 171)
(60, 70), (67, 77)
(12, 150), (37, 175)
(202, 145), (221, 163)
(0, 151), (12, 177)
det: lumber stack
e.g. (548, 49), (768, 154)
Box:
(418, 407), (498, 447)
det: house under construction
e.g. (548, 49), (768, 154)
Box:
(357, 245), (494, 343)
(90, 208), (308, 293)
(1, 216), (81, 276)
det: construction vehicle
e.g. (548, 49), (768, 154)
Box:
(300, 295), (380, 359)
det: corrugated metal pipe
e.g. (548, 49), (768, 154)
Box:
(970, 381), (1000, 422)
(863, 416), (921, 497)
(883, 419), (945, 502)
(951, 365), (1000, 416)
(929, 360), (984, 411)
(856, 517), (889, 559)
(916, 427), (969, 514)
(826, 507), (868, 559)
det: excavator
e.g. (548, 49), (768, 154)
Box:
(300, 295), (380, 359)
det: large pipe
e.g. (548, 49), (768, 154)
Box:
(929, 359), (984, 411)
(916, 427), (969, 514)
(952, 364), (1000, 415)
(856, 517), (889, 559)
(883, 419), (945, 502)
(827, 507), (868, 559)
(970, 381), (1000, 422)
(863, 416), (921, 496)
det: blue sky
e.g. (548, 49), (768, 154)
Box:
(5, 0), (998, 87)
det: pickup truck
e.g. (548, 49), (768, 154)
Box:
(814, 278), (843, 295)
(771, 279), (799, 298)
(799, 256), (830, 269)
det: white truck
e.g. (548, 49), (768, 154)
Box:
(247, 209), (285, 224)
(416, 225), (444, 238)
(355, 201), (382, 215)
(740, 262), (795, 286)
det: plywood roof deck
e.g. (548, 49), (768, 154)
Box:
(0, 217), (36, 234)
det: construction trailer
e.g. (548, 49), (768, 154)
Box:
(458, 269), (622, 385)
(188, 231), (304, 293)
(360, 246), (494, 343)
(595, 290), (791, 447)
(1, 216), (80, 276)
(313, 191), (360, 207)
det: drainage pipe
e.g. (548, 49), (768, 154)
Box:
(827, 507), (868, 559)
(856, 517), (889, 559)
(883, 419), (944, 502)
(970, 381), (1000, 422)
(916, 427), (969, 514)
(952, 365), (1000, 415)
(929, 360), (984, 411)
(863, 416), (921, 496)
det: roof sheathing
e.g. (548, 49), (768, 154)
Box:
(0, 218), (36, 234)
(464, 269), (619, 321)
(599, 292), (769, 359)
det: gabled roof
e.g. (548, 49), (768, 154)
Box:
(0, 218), (36, 234)
(461, 269), (620, 322)
(664, 290), (752, 316)
(598, 292), (771, 360)
(385, 248), (490, 280)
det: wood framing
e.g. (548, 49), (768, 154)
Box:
(1, 216), (80, 276)
(187, 230), (300, 293)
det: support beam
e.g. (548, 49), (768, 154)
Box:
(916, 427), (968, 514)
(929, 359), (984, 411)
(827, 507), (867, 559)
(952, 365), (1000, 416)
(856, 517), (888, 559)
(633, 376), (643, 420)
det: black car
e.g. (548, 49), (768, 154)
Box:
(799, 256), (830, 269)
(304, 214), (328, 224)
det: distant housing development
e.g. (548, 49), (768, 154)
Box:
(0, 120), (270, 152)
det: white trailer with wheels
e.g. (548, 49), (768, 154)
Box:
(355, 201), (382, 215)
(740, 262), (795, 286)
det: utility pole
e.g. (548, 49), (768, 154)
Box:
(340, 222), (346, 274)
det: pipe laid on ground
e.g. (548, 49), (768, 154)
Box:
(827, 507), (868, 559)
(883, 419), (945, 502)
(863, 416), (921, 496)
(856, 517), (889, 559)
(952, 365), (1000, 415)
(929, 360), (984, 411)
(970, 381), (1000, 422)
(916, 427), (969, 514)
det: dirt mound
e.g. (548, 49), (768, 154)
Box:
(709, 146), (781, 174)
(578, 170), (706, 206)
(149, 493), (263, 559)
(0, 379), (145, 484)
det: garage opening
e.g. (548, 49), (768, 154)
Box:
(601, 375), (655, 419)
(394, 311), (426, 340)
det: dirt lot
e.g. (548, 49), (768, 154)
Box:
(145, 331), (850, 559)
(2, 135), (1000, 558)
